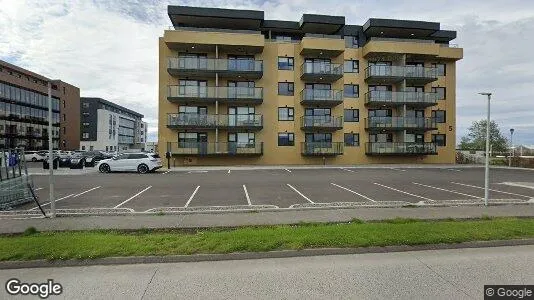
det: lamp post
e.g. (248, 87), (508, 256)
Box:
(479, 92), (491, 206)
(509, 128), (515, 167)
(48, 82), (55, 218)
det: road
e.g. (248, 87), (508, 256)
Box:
(2, 245), (533, 299)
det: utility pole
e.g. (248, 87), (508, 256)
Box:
(509, 128), (515, 167)
(479, 92), (492, 206)
(48, 82), (55, 218)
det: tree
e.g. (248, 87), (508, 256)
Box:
(459, 120), (508, 153)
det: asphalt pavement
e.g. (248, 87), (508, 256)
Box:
(1, 245), (532, 299)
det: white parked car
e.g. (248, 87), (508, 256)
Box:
(96, 153), (162, 174)
(24, 151), (46, 162)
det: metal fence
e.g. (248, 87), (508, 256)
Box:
(0, 148), (35, 210)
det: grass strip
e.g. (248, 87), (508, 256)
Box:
(1, 218), (533, 261)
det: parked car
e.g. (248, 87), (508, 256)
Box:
(82, 151), (113, 167)
(69, 154), (85, 169)
(24, 151), (46, 162)
(97, 153), (162, 174)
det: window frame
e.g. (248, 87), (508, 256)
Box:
(431, 110), (447, 123)
(278, 82), (294, 96)
(432, 134), (446, 146)
(343, 84), (359, 98)
(344, 60), (359, 73)
(344, 133), (360, 147)
(278, 132), (295, 146)
(277, 57), (294, 70)
(278, 107), (295, 121)
(344, 109), (359, 122)
(431, 87), (446, 100)
(432, 63), (446, 76)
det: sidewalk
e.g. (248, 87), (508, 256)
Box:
(1, 205), (533, 234)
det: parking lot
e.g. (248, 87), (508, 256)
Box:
(13, 166), (534, 213)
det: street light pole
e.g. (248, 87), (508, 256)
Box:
(509, 128), (515, 167)
(48, 82), (55, 218)
(479, 92), (491, 206)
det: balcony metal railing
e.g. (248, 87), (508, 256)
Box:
(167, 113), (263, 129)
(301, 89), (343, 103)
(301, 62), (343, 76)
(301, 142), (343, 156)
(168, 57), (263, 72)
(304, 33), (342, 39)
(168, 86), (263, 101)
(300, 116), (343, 130)
(365, 91), (438, 106)
(365, 65), (437, 80)
(168, 142), (263, 156)
(365, 117), (437, 130)
(365, 142), (437, 155)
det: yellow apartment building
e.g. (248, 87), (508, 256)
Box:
(158, 6), (463, 166)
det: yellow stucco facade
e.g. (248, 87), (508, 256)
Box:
(158, 28), (463, 166)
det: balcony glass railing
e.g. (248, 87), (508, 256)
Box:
(366, 142), (437, 155)
(167, 113), (263, 128)
(301, 89), (343, 102)
(300, 116), (343, 129)
(168, 57), (263, 72)
(366, 117), (437, 129)
(301, 62), (343, 76)
(365, 65), (437, 79)
(168, 86), (263, 100)
(168, 142), (263, 156)
(301, 142), (344, 155)
(365, 91), (438, 105)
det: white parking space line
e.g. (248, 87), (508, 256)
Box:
(29, 193), (76, 210)
(499, 182), (534, 190)
(412, 182), (483, 199)
(114, 186), (152, 208)
(284, 168), (292, 173)
(228, 170), (231, 174)
(390, 168), (406, 172)
(187, 171), (208, 174)
(446, 169), (462, 172)
(72, 186), (101, 198)
(34, 187), (43, 191)
(243, 184), (251, 205)
(162, 170), (170, 175)
(331, 183), (375, 202)
(451, 182), (532, 199)
(286, 184), (314, 203)
(374, 183), (434, 201)
(340, 168), (355, 173)
(184, 186), (200, 208)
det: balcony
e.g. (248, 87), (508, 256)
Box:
(163, 28), (264, 54)
(300, 89), (343, 107)
(300, 116), (343, 131)
(300, 34), (345, 57)
(362, 38), (463, 61)
(301, 142), (343, 156)
(365, 117), (437, 131)
(167, 86), (263, 105)
(365, 142), (437, 156)
(300, 62), (343, 82)
(364, 65), (438, 84)
(167, 114), (263, 131)
(167, 57), (263, 80)
(168, 142), (263, 156)
(365, 91), (438, 108)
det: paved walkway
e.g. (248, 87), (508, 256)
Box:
(1, 205), (533, 234)
(1, 245), (532, 299)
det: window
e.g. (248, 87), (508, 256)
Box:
(344, 35), (358, 48)
(83, 122), (89, 126)
(62, 127), (66, 134)
(369, 133), (393, 143)
(278, 107), (294, 121)
(82, 102), (89, 108)
(82, 132), (89, 138)
(431, 87), (446, 100)
(432, 134), (446, 146)
(81, 146), (85, 151)
(344, 133), (360, 146)
(431, 110), (446, 123)
(278, 57), (294, 70)
(344, 109), (359, 122)
(228, 132), (255, 147)
(344, 60), (359, 73)
(278, 133), (295, 146)
(432, 63), (446, 76)
(278, 82), (294, 96)
(62, 114), (66, 121)
(63, 100), (66, 108)
(344, 84), (359, 97)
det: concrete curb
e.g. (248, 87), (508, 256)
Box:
(1, 238), (534, 270)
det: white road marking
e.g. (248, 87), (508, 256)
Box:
(451, 182), (533, 199)
(340, 168), (355, 173)
(187, 171), (208, 174)
(184, 186), (200, 208)
(390, 168), (406, 172)
(243, 184), (251, 205)
(72, 186), (101, 198)
(29, 194), (75, 210)
(284, 168), (292, 173)
(286, 184), (314, 203)
(228, 169), (231, 174)
(34, 187), (43, 191)
(114, 186), (152, 208)
(374, 183), (434, 201)
(412, 182), (483, 199)
(446, 169), (462, 172)
(499, 182), (534, 190)
(331, 183), (375, 202)
(162, 170), (170, 175)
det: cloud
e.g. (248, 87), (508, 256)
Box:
(1, 0), (533, 144)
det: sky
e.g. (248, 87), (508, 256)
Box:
(1, 0), (533, 145)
